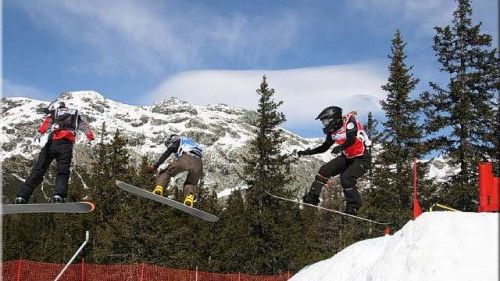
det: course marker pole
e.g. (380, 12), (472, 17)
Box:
(54, 231), (90, 281)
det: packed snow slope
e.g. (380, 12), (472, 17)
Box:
(290, 212), (499, 281)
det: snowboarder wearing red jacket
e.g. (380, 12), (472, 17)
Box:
(15, 101), (95, 204)
(297, 106), (371, 215)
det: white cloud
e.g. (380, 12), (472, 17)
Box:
(2, 79), (49, 99)
(346, 0), (455, 38)
(13, 0), (299, 76)
(346, 0), (497, 42)
(147, 64), (386, 127)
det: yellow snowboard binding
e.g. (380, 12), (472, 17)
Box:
(184, 193), (195, 207)
(153, 185), (164, 196)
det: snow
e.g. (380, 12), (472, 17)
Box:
(290, 212), (499, 281)
(0, 90), (466, 196)
(2, 91), (324, 197)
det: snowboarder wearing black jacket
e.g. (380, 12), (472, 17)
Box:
(297, 106), (371, 215)
(15, 101), (95, 204)
(148, 134), (203, 207)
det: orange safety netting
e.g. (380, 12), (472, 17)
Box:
(1, 260), (291, 281)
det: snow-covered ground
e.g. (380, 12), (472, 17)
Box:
(290, 212), (499, 281)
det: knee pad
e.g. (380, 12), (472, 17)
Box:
(318, 165), (331, 178)
(315, 173), (329, 185)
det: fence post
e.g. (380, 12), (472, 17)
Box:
(384, 227), (391, 236)
(413, 158), (423, 219)
(140, 263), (145, 281)
(15, 259), (23, 281)
(81, 257), (85, 281)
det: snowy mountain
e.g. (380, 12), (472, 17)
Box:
(1, 90), (459, 202)
(1, 91), (329, 200)
(290, 211), (499, 281)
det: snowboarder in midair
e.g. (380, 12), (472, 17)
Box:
(148, 134), (203, 207)
(297, 106), (371, 215)
(15, 101), (95, 204)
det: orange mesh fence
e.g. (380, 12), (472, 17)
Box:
(1, 260), (290, 281)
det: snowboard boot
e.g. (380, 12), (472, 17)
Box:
(302, 181), (323, 206)
(153, 185), (164, 196)
(344, 205), (359, 215)
(184, 193), (195, 207)
(343, 187), (362, 215)
(14, 197), (27, 204)
(52, 195), (65, 203)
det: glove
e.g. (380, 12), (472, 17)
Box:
(147, 165), (157, 173)
(86, 130), (95, 141)
(34, 132), (43, 143)
(297, 149), (310, 157)
(331, 145), (343, 154)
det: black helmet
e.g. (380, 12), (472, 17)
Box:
(316, 106), (343, 134)
(165, 134), (180, 147)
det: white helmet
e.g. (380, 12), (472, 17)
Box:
(48, 100), (66, 111)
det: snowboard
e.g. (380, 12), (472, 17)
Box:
(1, 201), (95, 215)
(265, 191), (389, 225)
(115, 180), (219, 223)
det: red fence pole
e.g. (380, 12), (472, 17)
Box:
(384, 227), (391, 235)
(479, 162), (493, 212)
(15, 259), (22, 281)
(413, 158), (423, 219)
(479, 162), (500, 212)
(140, 263), (145, 281)
(81, 257), (85, 281)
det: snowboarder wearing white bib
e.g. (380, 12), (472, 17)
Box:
(15, 101), (95, 204)
(148, 134), (203, 207)
(297, 106), (371, 215)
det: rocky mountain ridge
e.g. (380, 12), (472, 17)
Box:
(1, 91), (328, 201)
(1, 91), (454, 203)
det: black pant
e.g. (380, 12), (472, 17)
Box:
(17, 139), (74, 201)
(317, 154), (371, 209)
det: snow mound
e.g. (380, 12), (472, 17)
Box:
(290, 212), (499, 281)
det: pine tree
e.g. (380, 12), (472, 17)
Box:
(368, 30), (422, 228)
(215, 189), (252, 272)
(365, 112), (381, 145)
(86, 128), (134, 262)
(242, 76), (297, 274)
(364, 111), (381, 180)
(420, 0), (499, 210)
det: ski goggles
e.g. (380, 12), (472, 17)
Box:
(321, 118), (332, 126)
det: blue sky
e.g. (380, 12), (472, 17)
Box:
(2, 0), (498, 137)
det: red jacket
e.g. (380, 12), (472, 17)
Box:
(334, 113), (371, 158)
(38, 110), (95, 142)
